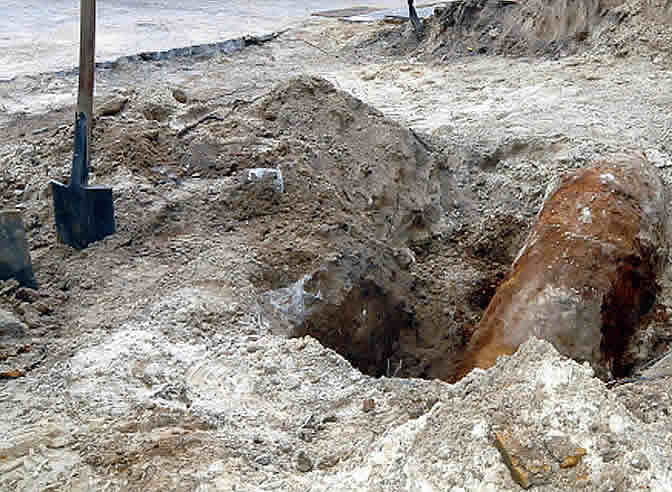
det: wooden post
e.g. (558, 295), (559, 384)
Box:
(77, 0), (96, 151)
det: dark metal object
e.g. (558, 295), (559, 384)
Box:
(0, 210), (37, 288)
(408, 0), (424, 36)
(50, 0), (115, 250)
(51, 114), (115, 250)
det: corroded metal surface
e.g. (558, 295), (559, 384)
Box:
(456, 153), (669, 380)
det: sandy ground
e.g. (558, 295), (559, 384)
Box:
(2, 11), (672, 491)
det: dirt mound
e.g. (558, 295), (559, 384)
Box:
(184, 75), (446, 244)
(352, 0), (672, 60)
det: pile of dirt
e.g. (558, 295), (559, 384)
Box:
(0, 75), (459, 381)
(352, 0), (672, 61)
(3, 72), (670, 384)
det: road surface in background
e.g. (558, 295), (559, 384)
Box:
(0, 0), (405, 79)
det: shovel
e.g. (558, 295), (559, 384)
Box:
(51, 0), (115, 250)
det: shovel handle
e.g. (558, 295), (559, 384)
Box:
(77, 0), (96, 137)
(71, 0), (95, 189)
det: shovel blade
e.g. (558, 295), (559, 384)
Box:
(0, 210), (37, 288)
(51, 181), (115, 250)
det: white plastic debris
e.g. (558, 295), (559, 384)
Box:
(246, 168), (284, 193)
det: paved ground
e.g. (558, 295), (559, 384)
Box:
(0, 0), (406, 79)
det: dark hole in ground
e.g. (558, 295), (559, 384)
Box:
(258, 243), (510, 381)
(301, 280), (416, 377)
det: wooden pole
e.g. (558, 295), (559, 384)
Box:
(77, 0), (96, 149)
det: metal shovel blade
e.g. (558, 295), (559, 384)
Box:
(51, 113), (115, 250)
(51, 183), (115, 250)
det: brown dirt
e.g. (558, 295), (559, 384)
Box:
(0, 64), (549, 386)
(3, 34), (672, 389)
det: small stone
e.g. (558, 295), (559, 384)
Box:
(608, 415), (625, 434)
(601, 449), (619, 463)
(295, 451), (313, 472)
(493, 431), (552, 489)
(276, 440), (293, 454)
(47, 435), (71, 449)
(98, 96), (128, 117)
(560, 448), (586, 469)
(394, 247), (416, 270)
(0, 278), (20, 296)
(598, 436), (619, 462)
(15, 287), (39, 303)
(630, 452), (650, 471)
(362, 398), (376, 413)
(0, 308), (27, 338)
(361, 71), (377, 81)
(142, 103), (171, 122)
(255, 454), (271, 466)
(245, 168), (284, 193)
(172, 88), (188, 104)
(298, 428), (313, 442)
(317, 455), (340, 469)
(33, 301), (53, 315)
(20, 303), (42, 328)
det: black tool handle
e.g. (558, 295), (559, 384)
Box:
(70, 112), (89, 189)
(408, 0), (424, 35)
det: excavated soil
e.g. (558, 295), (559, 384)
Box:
(2, 6), (672, 490)
(353, 0), (672, 61)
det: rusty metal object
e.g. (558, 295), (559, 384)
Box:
(455, 153), (669, 381)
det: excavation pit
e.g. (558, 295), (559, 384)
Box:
(258, 250), (420, 378)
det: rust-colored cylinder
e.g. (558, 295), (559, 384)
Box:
(455, 153), (669, 381)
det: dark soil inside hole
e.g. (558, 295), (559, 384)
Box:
(258, 220), (524, 381)
(302, 280), (416, 378)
